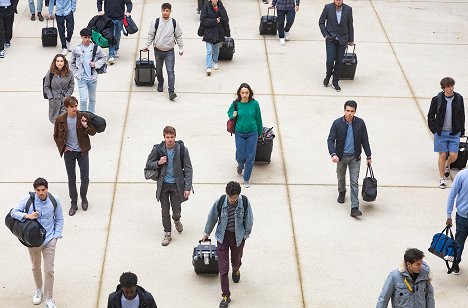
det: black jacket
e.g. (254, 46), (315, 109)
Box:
(318, 3), (354, 45)
(87, 15), (117, 45)
(97, 0), (133, 20)
(327, 116), (371, 160)
(0, 0), (19, 16)
(427, 92), (465, 136)
(200, 1), (230, 43)
(107, 285), (157, 308)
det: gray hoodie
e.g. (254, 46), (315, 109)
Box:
(145, 17), (183, 51)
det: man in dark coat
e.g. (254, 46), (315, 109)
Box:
(107, 272), (157, 308)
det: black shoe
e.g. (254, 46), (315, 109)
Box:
(444, 165), (450, 178)
(332, 83), (341, 92)
(232, 270), (240, 283)
(37, 12), (44, 22)
(157, 83), (163, 92)
(323, 76), (331, 87)
(451, 263), (461, 275)
(31, 14), (36, 21)
(169, 92), (177, 101)
(69, 204), (78, 216)
(350, 208), (362, 217)
(81, 196), (89, 211)
(337, 192), (345, 204)
(237, 166), (243, 175)
(219, 296), (231, 308)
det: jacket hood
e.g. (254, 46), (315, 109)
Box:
(398, 260), (432, 281)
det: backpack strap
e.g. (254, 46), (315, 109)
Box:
(25, 192), (58, 215)
(217, 195), (248, 221)
(92, 43), (98, 61)
(178, 141), (185, 166)
(172, 18), (176, 32)
(437, 92), (444, 113)
(155, 18), (177, 34)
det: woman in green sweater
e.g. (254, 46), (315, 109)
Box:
(227, 83), (263, 188)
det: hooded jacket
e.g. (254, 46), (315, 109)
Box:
(200, 0), (230, 44)
(107, 285), (157, 308)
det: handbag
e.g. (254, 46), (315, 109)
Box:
(361, 165), (377, 202)
(144, 168), (160, 181)
(428, 226), (459, 273)
(92, 44), (108, 74)
(197, 24), (205, 37)
(122, 15), (139, 36)
(226, 101), (238, 136)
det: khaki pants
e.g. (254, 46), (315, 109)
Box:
(28, 238), (57, 300)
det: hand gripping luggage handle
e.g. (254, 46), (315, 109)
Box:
(139, 49), (150, 63)
(345, 44), (356, 54)
(267, 7), (276, 17)
(441, 226), (455, 239)
(46, 19), (55, 28)
(198, 239), (213, 255)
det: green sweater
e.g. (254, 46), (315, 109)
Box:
(227, 99), (263, 136)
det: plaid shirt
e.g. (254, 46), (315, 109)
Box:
(272, 0), (299, 11)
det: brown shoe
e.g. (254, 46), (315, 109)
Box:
(69, 204), (78, 216)
(81, 196), (88, 211)
(37, 12), (44, 22)
(31, 14), (36, 21)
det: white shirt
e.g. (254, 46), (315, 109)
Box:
(121, 293), (140, 308)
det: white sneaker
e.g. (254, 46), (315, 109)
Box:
(0, 50), (4, 58)
(284, 31), (290, 41)
(66, 40), (72, 52)
(44, 299), (56, 308)
(161, 232), (172, 246)
(206, 68), (212, 76)
(243, 181), (251, 188)
(108, 57), (115, 65)
(439, 178), (447, 189)
(114, 50), (120, 58)
(213, 62), (219, 70)
(32, 288), (42, 305)
(279, 38), (285, 46)
(61, 48), (68, 56)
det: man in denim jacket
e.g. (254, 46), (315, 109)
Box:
(202, 181), (254, 308)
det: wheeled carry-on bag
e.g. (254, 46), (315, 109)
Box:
(41, 19), (58, 47)
(255, 141), (273, 163)
(259, 7), (278, 35)
(450, 136), (468, 170)
(340, 44), (357, 80)
(134, 50), (156, 87)
(192, 239), (219, 274)
(218, 37), (235, 61)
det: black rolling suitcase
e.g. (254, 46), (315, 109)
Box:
(340, 45), (357, 80)
(218, 37), (235, 61)
(450, 137), (468, 170)
(41, 20), (58, 47)
(255, 127), (275, 163)
(259, 7), (277, 35)
(134, 50), (156, 87)
(192, 240), (219, 274)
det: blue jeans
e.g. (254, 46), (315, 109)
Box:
(277, 9), (296, 39)
(337, 155), (361, 209)
(235, 131), (258, 182)
(47, 0), (54, 16)
(455, 214), (468, 263)
(154, 48), (176, 93)
(78, 78), (97, 113)
(56, 12), (74, 49)
(206, 42), (220, 69)
(325, 39), (347, 84)
(29, 0), (43, 14)
(109, 19), (123, 58)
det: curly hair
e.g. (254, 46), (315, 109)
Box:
(226, 181), (241, 196)
(49, 54), (70, 77)
(119, 272), (138, 288)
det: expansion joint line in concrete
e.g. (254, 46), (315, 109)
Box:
(257, 1), (306, 307)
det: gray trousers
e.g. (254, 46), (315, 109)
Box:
(337, 155), (360, 209)
(160, 182), (181, 232)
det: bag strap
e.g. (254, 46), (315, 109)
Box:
(217, 195), (248, 221)
(25, 192), (57, 214)
(155, 18), (176, 33)
(365, 165), (374, 178)
(92, 43), (98, 62)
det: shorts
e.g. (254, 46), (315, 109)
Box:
(434, 131), (460, 153)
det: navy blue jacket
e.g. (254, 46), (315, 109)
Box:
(318, 3), (354, 45)
(327, 116), (371, 160)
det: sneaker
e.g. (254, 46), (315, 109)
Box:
(31, 14), (36, 21)
(0, 50), (4, 58)
(61, 49), (68, 56)
(219, 296), (231, 308)
(81, 196), (88, 211)
(66, 40), (72, 52)
(439, 178), (447, 189)
(350, 208), (362, 217)
(207, 68), (212, 76)
(332, 83), (341, 92)
(114, 50), (120, 58)
(284, 31), (290, 41)
(232, 270), (240, 283)
(323, 76), (331, 87)
(445, 165), (450, 178)
(243, 181), (251, 188)
(32, 288), (42, 305)
(452, 263), (461, 275)
(5, 42), (11, 48)
(169, 92), (177, 101)
(174, 220), (183, 233)
(108, 57), (115, 65)
(213, 62), (219, 70)
(237, 166), (243, 175)
(44, 299), (56, 308)
(37, 12), (44, 22)
(337, 192), (345, 204)
(68, 204), (78, 216)
(161, 233), (172, 246)
(280, 38), (285, 46)
(157, 83), (163, 92)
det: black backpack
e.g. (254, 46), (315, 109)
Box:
(82, 111), (106, 133)
(217, 195), (249, 220)
(42, 72), (53, 99)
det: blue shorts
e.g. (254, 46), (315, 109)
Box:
(434, 131), (460, 153)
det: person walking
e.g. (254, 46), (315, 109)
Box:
(199, 0), (230, 76)
(55, 0), (76, 56)
(143, 2), (183, 101)
(70, 28), (107, 113)
(0, 0), (19, 58)
(327, 100), (372, 217)
(227, 83), (263, 188)
(318, 0), (354, 92)
(10, 178), (64, 308)
(43, 54), (74, 123)
(145, 126), (193, 246)
(107, 272), (158, 308)
(201, 181), (254, 308)
(427, 77), (465, 189)
(271, 0), (299, 46)
(53, 96), (96, 216)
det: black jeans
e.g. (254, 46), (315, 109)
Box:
(160, 182), (181, 232)
(277, 9), (296, 39)
(56, 12), (74, 49)
(64, 151), (89, 204)
(0, 8), (14, 50)
(325, 39), (347, 84)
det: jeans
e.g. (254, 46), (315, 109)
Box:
(325, 39), (347, 84)
(64, 151), (89, 204)
(154, 48), (176, 93)
(455, 214), (468, 263)
(218, 231), (245, 297)
(277, 9), (296, 39)
(78, 78), (97, 113)
(29, 0), (43, 14)
(48, 0), (54, 16)
(56, 12), (74, 49)
(0, 8), (14, 50)
(337, 155), (361, 209)
(160, 182), (182, 232)
(109, 19), (123, 58)
(206, 42), (220, 69)
(235, 131), (258, 182)
(28, 238), (57, 301)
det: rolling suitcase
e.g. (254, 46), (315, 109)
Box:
(340, 45), (357, 80)
(192, 239), (219, 274)
(134, 50), (156, 87)
(41, 19), (58, 47)
(259, 7), (278, 35)
(450, 137), (468, 170)
(255, 140), (273, 163)
(218, 37), (235, 61)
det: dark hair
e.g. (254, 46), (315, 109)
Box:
(226, 181), (241, 196)
(440, 77), (455, 89)
(163, 126), (176, 136)
(80, 28), (92, 37)
(161, 3), (172, 10)
(50, 54), (70, 77)
(404, 248), (424, 264)
(64, 96), (78, 108)
(120, 272), (138, 288)
(344, 100), (357, 110)
(235, 83), (254, 102)
(33, 178), (48, 189)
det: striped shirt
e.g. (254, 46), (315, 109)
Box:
(226, 204), (236, 232)
(272, 0), (300, 11)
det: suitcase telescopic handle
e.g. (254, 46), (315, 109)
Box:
(345, 44), (356, 54)
(267, 7), (276, 17)
(198, 239), (212, 255)
(139, 49), (150, 63)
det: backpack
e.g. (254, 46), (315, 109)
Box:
(144, 141), (186, 181)
(92, 44), (107, 74)
(216, 195), (249, 221)
(42, 72), (53, 99)
(81, 111), (106, 133)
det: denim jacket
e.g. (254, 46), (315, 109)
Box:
(70, 43), (107, 81)
(203, 195), (254, 247)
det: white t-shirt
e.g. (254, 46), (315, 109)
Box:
(121, 293), (140, 308)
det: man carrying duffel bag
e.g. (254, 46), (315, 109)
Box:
(8, 178), (64, 308)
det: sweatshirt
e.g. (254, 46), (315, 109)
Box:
(227, 99), (263, 136)
(145, 17), (184, 51)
